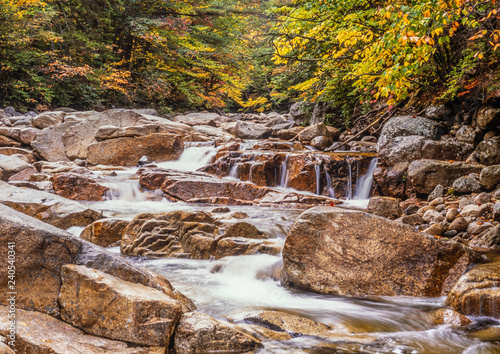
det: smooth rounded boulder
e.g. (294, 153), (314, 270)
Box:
(282, 207), (473, 297)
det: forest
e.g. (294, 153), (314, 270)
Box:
(0, 0), (499, 124)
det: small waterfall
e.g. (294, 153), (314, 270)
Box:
(324, 165), (335, 198)
(279, 155), (289, 188)
(314, 163), (321, 195)
(346, 157), (353, 200)
(104, 180), (161, 202)
(229, 163), (239, 178)
(354, 158), (378, 200)
(156, 143), (218, 172)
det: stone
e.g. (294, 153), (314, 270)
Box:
(373, 163), (410, 199)
(121, 211), (220, 259)
(88, 133), (184, 166)
(377, 115), (438, 151)
(0, 306), (159, 354)
(232, 121), (272, 139)
(19, 127), (38, 144)
(473, 138), (500, 165)
(429, 197), (445, 206)
(173, 112), (220, 126)
(80, 218), (129, 247)
(453, 176), (483, 194)
(4, 107), (16, 116)
(277, 126), (304, 140)
(174, 312), (261, 353)
(0, 154), (31, 180)
(223, 222), (268, 239)
(421, 140), (474, 161)
(423, 223), (448, 236)
(212, 207), (231, 213)
(468, 221), (493, 236)
(378, 136), (425, 165)
(367, 197), (401, 219)
(0, 203), (193, 317)
(400, 213), (425, 227)
(297, 123), (330, 143)
(446, 208), (459, 222)
(192, 125), (236, 142)
(290, 102), (307, 123)
(477, 107), (500, 129)
(480, 165), (500, 190)
(469, 225), (500, 248)
(59, 265), (182, 347)
(449, 217), (469, 232)
(455, 125), (477, 144)
(282, 207), (472, 296)
(52, 173), (110, 201)
(423, 210), (445, 223)
(494, 202), (500, 221)
(408, 159), (484, 194)
(461, 204), (491, 218)
(310, 136), (332, 150)
(94, 124), (163, 141)
(429, 308), (472, 327)
(214, 238), (281, 259)
(0, 147), (36, 163)
(446, 260), (500, 317)
(32, 111), (65, 129)
(474, 192), (491, 205)
(459, 197), (472, 209)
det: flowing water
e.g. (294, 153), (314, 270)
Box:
(83, 144), (499, 353)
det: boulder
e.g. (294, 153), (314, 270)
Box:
(373, 163), (410, 198)
(32, 111), (65, 129)
(59, 265), (182, 347)
(87, 133), (183, 166)
(297, 123), (330, 143)
(480, 165), (500, 190)
(0, 147), (37, 163)
(421, 140), (474, 161)
(0, 203), (193, 317)
(80, 218), (129, 247)
(223, 222), (267, 239)
(446, 260), (500, 317)
(277, 126), (304, 140)
(377, 116), (438, 151)
(173, 112), (220, 127)
(367, 197), (401, 219)
(424, 104), (452, 121)
(290, 102), (307, 123)
(0, 154), (31, 180)
(311, 136), (331, 150)
(174, 312), (261, 353)
(477, 107), (500, 129)
(192, 125), (236, 142)
(452, 176), (483, 194)
(455, 125), (477, 144)
(378, 136), (425, 165)
(214, 238), (282, 259)
(428, 185), (445, 202)
(0, 306), (161, 354)
(232, 121), (272, 139)
(51, 173), (109, 201)
(94, 124), (163, 141)
(0, 181), (102, 229)
(0, 135), (22, 147)
(282, 207), (473, 296)
(408, 159), (484, 194)
(469, 225), (500, 249)
(472, 138), (500, 165)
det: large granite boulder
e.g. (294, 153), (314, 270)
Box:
(59, 265), (182, 347)
(282, 207), (473, 297)
(378, 136), (425, 165)
(446, 260), (500, 318)
(297, 123), (331, 143)
(0, 204), (194, 318)
(408, 159), (484, 194)
(51, 172), (109, 201)
(377, 116), (438, 151)
(232, 121), (272, 139)
(0, 154), (31, 180)
(80, 218), (129, 247)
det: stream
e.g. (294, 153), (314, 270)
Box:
(72, 142), (499, 354)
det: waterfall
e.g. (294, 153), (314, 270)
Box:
(279, 155), (289, 188)
(314, 163), (321, 195)
(229, 163), (239, 178)
(354, 158), (378, 200)
(346, 157), (353, 200)
(324, 165), (335, 198)
(156, 143), (218, 172)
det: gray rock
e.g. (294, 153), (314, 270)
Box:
(469, 225), (500, 248)
(453, 176), (483, 194)
(4, 107), (16, 116)
(378, 135), (425, 165)
(12, 118), (32, 126)
(377, 116), (438, 151)
(424, 104), (452, 121)
(472, 138), (500, 165)
(493, 202), (500, 221)
(428, 185), (445, 201)
(423, 209), (445, 224)
(297, 123), (331, 143)
(173, 112), (220, 127)
(232, 121), (272, 139)
(455, 125), (476, 144)
(468, 221), (494, 235)
(477, 107), (500, 129)
(480, 165), (500, 190)
(310, 136), (331, 150)
(367, 197), (402, 219)
(421, 140), (474, 161)
(473, 192), (491, 205)
(0, 154), (31, 180)
(290, 102), (307, 123)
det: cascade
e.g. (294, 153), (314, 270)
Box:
(279, 155), (289, 188)
(229, 163), (239, 178)
(354, 158), (378, 200)
(156, 143), (218, 172)
(314, 163), (321, 195)
(346, 157), (353, 200)
(324, 165), (335, 198)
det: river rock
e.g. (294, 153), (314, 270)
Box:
(311, 136), (331, 150)
(0, 203), (193, 317)
(277, 126), (304, 140)
(461, 204), (491, 218)
(0, 135), (22, 147)
(297, 123), (331, 144)
(0, 306), (162, 354)
(455, 125), (477, 144)
(173, 112), (219, 126)
(214, 238), (282, 259)
(0, 147), (36, 163)
(421, 140), (474, 161)
(282, 207), (473, 296)
(59, 264), (182, 347)
(174, 312), (262, 353)
(423, 209), (445, 224)
(377, 116), (438, 151)
(367, 197), (401, 219)
(453, 176), (483, 194)
(428, 185), (445, 201)
(94, 124), (164, 141)
(408, 159), (484, 194)
(446, 261), (500, 317)
(192, 125), (236, 142)
(472, 138), (500, 165)
(232, 121), (272, 139)
(378, 136), (424, 165)
(477, 107), (500, 129)
(469, 225), (500, 248)
(223, 222), (267, 239)
(429, 308), (472, 327)
(373, 163), (410, 198)
(0, 154), (31, 180)
(0, 181), (102, 228)
(32, 111), (65, 129)
(480, 165), (500, 190)
(88, 133), (183, 166)
(80, 218), (129, 247)
(51, 173), (109, 201)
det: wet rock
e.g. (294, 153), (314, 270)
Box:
(60, 265), (182, 347)
(212, 207), (231, 213)
(408, 159), (484, 194)
(215, 238), (282, 259)
(0, 306), (160, 354)
(223, 222), (268, 239)
(469, 225), (500, 248)
(174, 312), (261, 353)
(32, 111), (65, 129)
(232, 121), (272, 139)
(429, 308), (472, 327)
(277, 126), (304, 140)
(282, 207), (472, 296)
(0, 203), (192, 317)
(0, 182), (102, 229)
(455, 125), (477, 144)
(373, 163), (410, 198)
(480, 165), (500, 190)
(377, 116), (438, 151)
(453, 176), (483, 194)
(378, 136), (424, 165)
(449, 217), (469, 233)
(367, 197), (401, 219)
(121, 211), (220, 259)
(52, 173), (109, 201)
(230, 212), (249, 219)
(446, 261), (500, 318)
(80, 218), (129, 247)
(0, 154), (31, 180)
(297, 123), (331, 143)
(477, 107), (500, 129)
(472, 138), (500, 165)
(173, 112), (219, 126)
